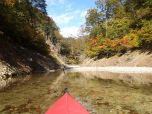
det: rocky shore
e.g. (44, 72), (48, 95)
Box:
(81, 50), (152, 67)
(70, 66), (152, 73)
(0, 38), (60, 90)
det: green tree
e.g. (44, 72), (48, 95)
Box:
(18, 0), (47, 28)
(41, 17), (59, 44)
(85, 8), (102, 31)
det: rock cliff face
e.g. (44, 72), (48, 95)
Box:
(0, 38), (60, 89)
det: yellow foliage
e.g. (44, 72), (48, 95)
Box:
(139, 26), (152, 43)
(1, 0), (16, 7)
(98, 45), (105, 49)
(0, 31), (4, 35)
(128, 30), (142, 48)
(111, 40), (118, 48)
(136, 7), (152, 18)
(128, 33), (138, 41)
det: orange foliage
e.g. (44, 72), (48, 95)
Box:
(111, 40), (118, 48)
(98, 45), (105, 49)
(119, 36), (130, 48)
(89, 39), (97, 47)
(106, 38), (111, 43)
(120, 36), (129, 44)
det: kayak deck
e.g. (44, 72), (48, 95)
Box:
(45, 91), (89, 114)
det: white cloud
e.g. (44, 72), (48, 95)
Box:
(46, 0), (56, 6)
(65, 3), (73, 11)
(73, 10), (81, 15)
(60, 26), (79, 38)
(50, 13), (74, 24)
(67, 4), (73, 8)
(80, 10), (87, 18)
(48, 8), (87, 37)
(46, 0), (66, 6)
(78, 21), (85, 26)
(77, 10), (87, 26)
(48, 6), (87, 25)
(59, 0), (66, 4)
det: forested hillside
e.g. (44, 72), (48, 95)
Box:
(0, 0), (65, 75)
(59, 0), (152, 64)
(0, 0), (84, 65)
(84, 0), (152, 58)
(0, 0), (66, 56)
(0, 0), (48, 55)
(0, 0), (152, 65)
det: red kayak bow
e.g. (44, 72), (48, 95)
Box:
(45, 89), (89, 114)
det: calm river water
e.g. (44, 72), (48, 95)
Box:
(0, 70), (152, 114)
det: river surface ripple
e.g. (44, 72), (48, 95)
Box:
(0, 70), (152, 114)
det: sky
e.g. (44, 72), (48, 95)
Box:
(46, 0), (96, 38)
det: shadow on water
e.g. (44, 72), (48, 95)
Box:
(0, 70), (152, 114)
(65, 66), (74, 70)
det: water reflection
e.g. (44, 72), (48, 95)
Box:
(0, 71), (152, 114)
(48, 71), (152, 114)
(78, 71), (152, 85)
(0, 75), (32, 91)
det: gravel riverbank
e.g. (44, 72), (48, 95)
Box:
(69, 66), (152, 73)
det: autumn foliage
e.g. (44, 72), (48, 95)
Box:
(0, 0), (50, 55)
(85, 0), (152, 58)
